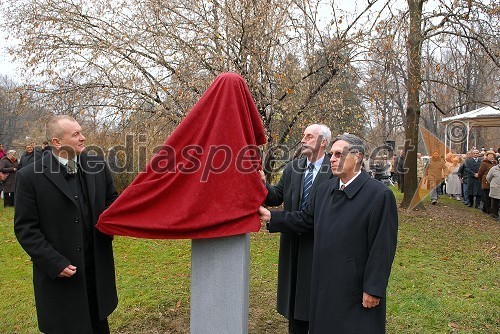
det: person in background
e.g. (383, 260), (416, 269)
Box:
(416, 153), (426, 186)
(1, 150), (19, 207)
(14, 115), (119, 333)
(445, 156), (462, 200)
(486, 158), (500, 219)
(0, 144), (5, 197)
(458, 151), (472, 206)
(395, 150), (405, 192)
(478, 150), (497, 214)
(464, 149), (484, 208)
(259, 124), (333, 334)
(426, 150), (447, 205)
(18, 144), (36, 169)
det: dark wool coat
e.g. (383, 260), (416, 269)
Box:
(18, 151), (35, 169)
(1, 156), (19, 192)
(14, 152), (118, 333)
(464, 157), (483, 196)
(264, 154), (332, 321)
(268, 172), (398, 334)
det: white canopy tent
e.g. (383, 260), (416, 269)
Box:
(440, 106), (500, 154)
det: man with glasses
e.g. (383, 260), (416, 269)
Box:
(259, 133), (398, 334)
(259, 124), (332, 334)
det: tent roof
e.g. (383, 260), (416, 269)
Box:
(440, 106), (500, 127)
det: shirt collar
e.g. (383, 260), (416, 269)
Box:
(306, 155), (325, 170)
(339, 170), (361, 190)
(54, 155), (78, 171)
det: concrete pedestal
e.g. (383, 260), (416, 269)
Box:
(190, 234), (250, 334)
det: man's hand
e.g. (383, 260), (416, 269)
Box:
(258, 170), (266, 184)
(362, 292), (380, 308)
(58, 264), (77, 278)
(258, 206), (271, 223)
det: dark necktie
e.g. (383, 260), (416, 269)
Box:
(301, 163), (315, 209)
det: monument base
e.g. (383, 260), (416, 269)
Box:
(190, 234), (250, 334)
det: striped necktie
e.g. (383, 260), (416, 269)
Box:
(301, 163), (315, 209)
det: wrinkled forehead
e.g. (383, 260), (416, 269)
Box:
(303, 125), (321, 136)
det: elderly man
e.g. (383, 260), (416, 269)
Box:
(259, 124), (332, 334)
(464, 149), (483, 208)
(259, 133), (398, 334)
(14, 115), (119, 333)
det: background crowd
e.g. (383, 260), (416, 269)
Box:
(0, 141), (49, 207)
(366, 146), (500, 219)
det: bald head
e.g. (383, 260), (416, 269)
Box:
(46, 115), (86, 159)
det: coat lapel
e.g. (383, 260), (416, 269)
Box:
(42, 152), (75, 203)
(311, 153), (333, 193)
(79, 154), (96, 219)
(292, 157), (308, 208)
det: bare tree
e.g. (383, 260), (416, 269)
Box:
(2, 0), (393, 174)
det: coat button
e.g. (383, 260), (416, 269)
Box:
(75, 218), (79, 223)
(76, 246), (81, 251)
(74, 195), (79, 200)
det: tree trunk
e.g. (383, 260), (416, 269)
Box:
(401, 0), (424, 209)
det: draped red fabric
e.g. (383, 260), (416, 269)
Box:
(96, 73), (267, 239)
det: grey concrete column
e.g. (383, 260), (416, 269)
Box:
(190, 234), (250, 334)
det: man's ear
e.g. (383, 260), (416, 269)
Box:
(51, 137), (60, 148)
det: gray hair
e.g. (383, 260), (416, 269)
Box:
(318, 124), (332, 146)
(46, 115), (77, 141)
(332, 133), (366, 156)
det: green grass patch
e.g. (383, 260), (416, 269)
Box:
(1, 190), (498, 333)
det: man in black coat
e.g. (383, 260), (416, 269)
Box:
(259, 124), (332, 334)
(18, 144), (35, 169)
(14, 115), (119, 333)
(259, 133), (398, 334)
(464, 149), (483, 208)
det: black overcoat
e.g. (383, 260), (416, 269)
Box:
(464, 157), (482, 196)
(268, 171), (398, 333)
(14, 152), (118, 333)
(265, 154), (332, 321)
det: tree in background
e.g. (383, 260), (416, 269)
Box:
(1, 0), (392, 180)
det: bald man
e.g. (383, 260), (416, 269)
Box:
(15, 115), (118, 333)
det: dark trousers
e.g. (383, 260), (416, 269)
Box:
(482, 189), (491, 213)
(3, 192), (14, 206)
(469, 195), (482, 208)
(490, 198), (499, 217)
(288, 318), (309, 334)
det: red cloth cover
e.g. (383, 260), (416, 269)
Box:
(96, 73), (267, 239)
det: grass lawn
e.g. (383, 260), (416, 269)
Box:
(0, 189), (498, 333)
